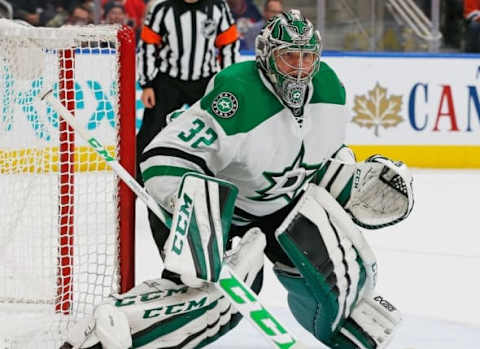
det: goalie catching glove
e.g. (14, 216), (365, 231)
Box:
(315, 148), (414, 229)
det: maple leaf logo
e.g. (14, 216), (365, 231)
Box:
(352, 82), (403, 137)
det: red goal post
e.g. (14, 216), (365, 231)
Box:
(0, 21), (135, 348)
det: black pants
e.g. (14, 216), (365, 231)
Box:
(136, 72), (212, 186)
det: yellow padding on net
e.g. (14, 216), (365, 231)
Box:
(350, 145), (480, 169)
(0, 145), (117, 174)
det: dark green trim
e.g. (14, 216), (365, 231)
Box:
(132, 300), (219, 347)
(277, 232), (339, 320)
(234, 206), (261, 221)
(142, 165), (199, 182)
(178, 173), (238, 201)
(142, 146), (214, 177)
(342, 317), (377, 349)
(336, 176), (353, 207)
(311, 160), (331, 185)
(324, 164), (344, 192)
(204, 182), (222, 282)
(188, 208), (208, 280)
(193, 309), (243, 349)
(219, 186), (237, 240)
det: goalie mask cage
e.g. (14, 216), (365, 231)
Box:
(0, 21), (135, 348)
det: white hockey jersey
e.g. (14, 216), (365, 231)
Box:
(140, 60), (349, 225)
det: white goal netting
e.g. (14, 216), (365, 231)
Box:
(0, 20), (136, 348)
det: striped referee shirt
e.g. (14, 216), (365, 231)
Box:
(137, 0), (240, 86)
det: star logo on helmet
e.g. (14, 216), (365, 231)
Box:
(291, 90), (302, 101)
(249, 144), (323, 202)
(211, 92), (238, 118)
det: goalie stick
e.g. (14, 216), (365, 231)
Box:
(40, 89), (323, 349)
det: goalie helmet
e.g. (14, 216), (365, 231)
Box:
(255, 9), (322, 111)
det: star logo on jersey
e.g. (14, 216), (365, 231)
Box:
(211, 92), (238, 118)
(249, 144), (323, 202)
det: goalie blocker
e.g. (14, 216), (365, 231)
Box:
(163, 173), (238, 287)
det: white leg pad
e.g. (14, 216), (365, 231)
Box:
(64, 304), (132, 349)
(71, 228), (265, 348)
(94, 304), (132, 349)
(339, 292), (402, 349)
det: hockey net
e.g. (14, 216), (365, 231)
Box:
(0, 20), (136, 348)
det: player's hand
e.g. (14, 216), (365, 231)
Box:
(141, 88), (156, 108)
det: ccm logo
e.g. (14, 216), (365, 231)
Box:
(374, 296), (396, 312)
(353, 169), (362, 189)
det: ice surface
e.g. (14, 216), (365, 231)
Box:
(2, 169), (478, 348)
(135, 169), (480, 348)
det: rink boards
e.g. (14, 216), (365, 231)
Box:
(244, 52), (480, 168)
(3, 50), (479, 169)
(137, 52), (480, 168)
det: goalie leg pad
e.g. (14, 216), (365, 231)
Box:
(275, 185), (371, 342)
(63, 229), (265, 349)
(273, 263), (347, 343)
(62, 304), (131, 349)
(329, 293), (402, 349)
(115, 280), (235, 349)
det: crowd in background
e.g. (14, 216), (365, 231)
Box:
(2, 0), (146, 40)
(1, 0), (278, 50)
(0, 0), (479, 52)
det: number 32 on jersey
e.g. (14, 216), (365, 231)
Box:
(178, 118), (218, 149)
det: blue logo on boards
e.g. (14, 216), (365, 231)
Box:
(1, 74), (146, 140)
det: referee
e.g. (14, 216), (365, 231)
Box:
(137, 0), (239, 186)
(137, 0), (239, 251)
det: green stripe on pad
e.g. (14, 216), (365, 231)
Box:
(188, 208), (208, 280)
(142, 165), (199, 182)
(132, 300), (219, 347)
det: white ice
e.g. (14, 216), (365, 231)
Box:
(135, 169), (480, 349)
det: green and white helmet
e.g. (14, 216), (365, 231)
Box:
(256, 9), (322, 111)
